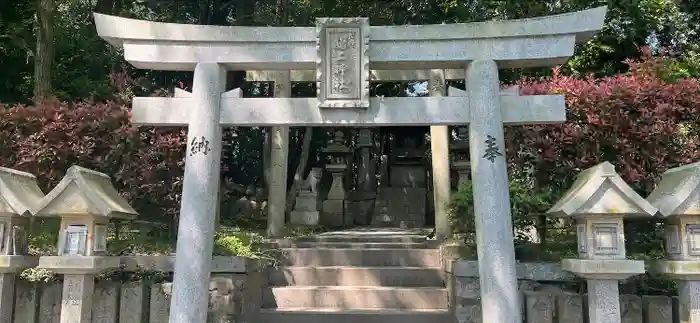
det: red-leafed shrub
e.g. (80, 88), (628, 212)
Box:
(507, 50), (700, 195)
(0, 73), (188, 221)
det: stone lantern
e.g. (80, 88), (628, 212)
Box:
(0, 167), (45, 320)
(646, 161), (700, 323)
(546, 162), (656, 323)
(34, 166), (138, 323)
(321, 130), (351, 227)
(450, 126), (470, 188)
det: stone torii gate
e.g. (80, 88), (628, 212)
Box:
(94, 8), (606, 323)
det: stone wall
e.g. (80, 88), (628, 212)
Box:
(447, 260), (676, 323)
(8, 256), (263, 323)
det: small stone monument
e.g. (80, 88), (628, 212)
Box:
(0, 167), (45, 322)
(546, 161), (656, 323)
(321, 130), (350, 227)
(646, 161), (700, 323)
(346, 128), (377, 226)
(34, 166), (138, 323)
(371, 155), (392, 226)
(290, 167), (323, 226)
(450, 126), (470, 187)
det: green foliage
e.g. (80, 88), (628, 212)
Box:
(447, 179), (556, 245)
(20, 268), (57, 283)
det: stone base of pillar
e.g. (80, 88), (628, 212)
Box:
(587, 280), (622, 323)
(678, 280), (700, 323)
(454, 161), (470, 189)
(61, 274), (96, 323)
(653, 260), (700, 323)
(290, 191), (320, 226)
(563, 259), (645, 323)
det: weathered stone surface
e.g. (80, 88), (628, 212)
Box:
(15, 280), (39, 323)
(95, 7), (607, 70)
(39, 283), (62, 323)
(345, 199), (374, 226)
(385, 188), (426, 228)
(0, 274), (14, 323)
(390, 165), (427, 188)
(452, 261), (575, 281)
(642, 295), (672, 323)
(620, 294), (642, 323)
(455, 296), (481, 323)
(60, 274), (95, 323)
(524, 292), (554, 323)
(91, 283), (119, 323)
(556, 293), (584, 323)
(120, 256), (256, 273)
(149, 284), (170, 323)
(321, 200), (345, 227)
(119, 282), (148, 323)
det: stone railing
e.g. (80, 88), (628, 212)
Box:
(446, 260), (675, 323)
(9, 256), (263, 323)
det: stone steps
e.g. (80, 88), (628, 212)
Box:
(258, 308), (452, 323)
(261, 229), (446, 323)
(278, 248), (440, 267)
(263, 286), (448, 309)
(268, 266), (445, 287)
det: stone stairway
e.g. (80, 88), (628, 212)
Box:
(260, 228), (452, 323)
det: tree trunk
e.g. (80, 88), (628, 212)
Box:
(34, 0), (55, 104)
(285, 127), (313, 214)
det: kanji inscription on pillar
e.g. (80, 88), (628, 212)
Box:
(482, 135), (503, 162)
(316, 17), (370, 108)
(189, 136), (211, 156)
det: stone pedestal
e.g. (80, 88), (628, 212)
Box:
(62, 274), (96, 323)
(385, 164), (427, 227)
(653, 261), (700, 323)
(38, 256), (121, 323)
(454, 161), (470, 188)
(385, 187), (426, 228)
(290, 191), (320, 226)
(371, 188), (392, 226)
(563, 259), (645, 323)
(322, 164), (348, 227)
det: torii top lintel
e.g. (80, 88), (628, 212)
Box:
(94, 6), (606, 72)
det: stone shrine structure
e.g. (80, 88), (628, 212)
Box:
(546, 162), (655, 323)
(33, 166), (139, 323)
(383, 127), (429, 228)
(646, 161), (700, 323)
(289, 167), (322, 226)
(0, 167), (44, 323)
(94, 7), (607, 323)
